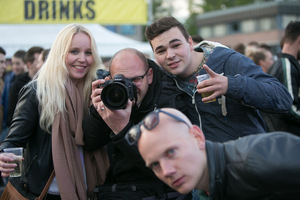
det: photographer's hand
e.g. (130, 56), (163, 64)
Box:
(91, 79), (105, 112)
(92, 79), (132, 134)
(99, 100), (132, 134)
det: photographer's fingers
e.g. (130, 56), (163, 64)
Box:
(92, 79), (103, 91)
(98, 101), (106, 112)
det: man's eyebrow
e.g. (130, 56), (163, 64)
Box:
(154, 38), (182, 53)
(169, 38), (181, 44)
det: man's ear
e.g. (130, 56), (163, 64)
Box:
(147, 68), (154, 84)
(26, 61), (31, 68)
(296, 35), (300, 47)
(188, 36), (194, 51)
(189, 125), (206, 150)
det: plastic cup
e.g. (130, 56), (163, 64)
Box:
(3, 147), (23, 177)
(196, 74), (216, 103)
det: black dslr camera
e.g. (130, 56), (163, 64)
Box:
(97, 70), (137, 110)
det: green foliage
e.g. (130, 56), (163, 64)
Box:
(201, 0), (256, 12)
(184, 13), (198, 36)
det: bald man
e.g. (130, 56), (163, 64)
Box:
(127, 108), (300, 200)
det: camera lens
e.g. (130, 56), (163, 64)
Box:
(102, 82), (128, 110)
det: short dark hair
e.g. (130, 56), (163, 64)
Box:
(191, 35), (204, 44)
(251, 49), (266, 65)
(145, 16), (189, 44)
(233, 43), (245, 55)
(283, 21), (300, 44)
(13, 50), (26, 63)
(25, 46), (44, 63)
(0, 47), (6, 55)
(259, 43), (271, 51)
(42, 49), (50, 62)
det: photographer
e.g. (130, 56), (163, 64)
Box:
(82, 48), (195, 199)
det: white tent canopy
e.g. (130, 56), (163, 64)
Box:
(0, 24), (152, 58)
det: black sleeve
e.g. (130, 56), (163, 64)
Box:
(110, 122), (155, 176)
(0, 83), (39, 150)
(82, 105), (111, 151)
(7, 79), (22, 126)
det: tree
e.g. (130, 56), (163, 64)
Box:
(184, 0), (203, 36)
(201, 0), (256, 12)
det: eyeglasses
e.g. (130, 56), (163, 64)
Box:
(128, 68), (149, 86)
(126, 109), (191, 145)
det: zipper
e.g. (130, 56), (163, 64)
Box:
(173, 78), (202, 130)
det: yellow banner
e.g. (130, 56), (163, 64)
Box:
(0, 0), (147, 24)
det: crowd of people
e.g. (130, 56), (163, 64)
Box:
(0, 17), (298, 200)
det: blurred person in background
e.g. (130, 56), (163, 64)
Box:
(0, 47), (6, 96)
(266, 21), (300, 136)
(0, 47), (7, 133)
(36, 49), (50, 71)
(233, 43), (245, 55)
(6, 46), (44, 131)
(248, 48), (274, 73)
(191, 35), (204, 46)
(0, 50), (26, 142)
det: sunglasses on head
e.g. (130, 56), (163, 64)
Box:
(126, 109), (191, 145)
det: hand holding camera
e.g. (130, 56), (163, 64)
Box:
(92, 69), (137, 134)
(97, 69), (138, 110)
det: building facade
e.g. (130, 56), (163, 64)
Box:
(196, 1), (300, 53)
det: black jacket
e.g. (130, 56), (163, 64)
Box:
(7, 72), (31, 126)
(0, 82), (53, 199)
(265, 53), (300, 136)
(83, 60), (186, 183)
(206, 132), (300, 200)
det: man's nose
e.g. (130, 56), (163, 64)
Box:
(166, 49), (175, 59)
(161, 160), (176, 177)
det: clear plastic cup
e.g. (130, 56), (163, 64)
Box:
(196, 74), (216, 103)
(3, 147), (23, 177)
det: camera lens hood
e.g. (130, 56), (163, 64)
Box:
(101, 82), (128, 110)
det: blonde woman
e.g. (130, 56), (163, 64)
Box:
(0, 24), (109, 200)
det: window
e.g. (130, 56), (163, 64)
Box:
(228, 22), (241, 34)
(242, 20), (256, 33)
(213, 24), (226, 37)
(199, 26), (212, 38)
(259, 17), (275, 31)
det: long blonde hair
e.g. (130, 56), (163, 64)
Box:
(35, 24), (103, 132)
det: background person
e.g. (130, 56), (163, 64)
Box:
(36, 49), (50, 71)
(0, 24), (108, 200)
(0, 47), (6, 98)
(0, 50), (27, 142)
(0, 47), (7, 134)
(191, 35), (204, 46)
(6, 46), (44, 130)
(144, 16), (293, 142)
(248, 48), (274, 73)
(129, 108), (300, 200)
(266, 21), (300, 136)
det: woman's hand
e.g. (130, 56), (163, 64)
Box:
(0, 153), (19, 177)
